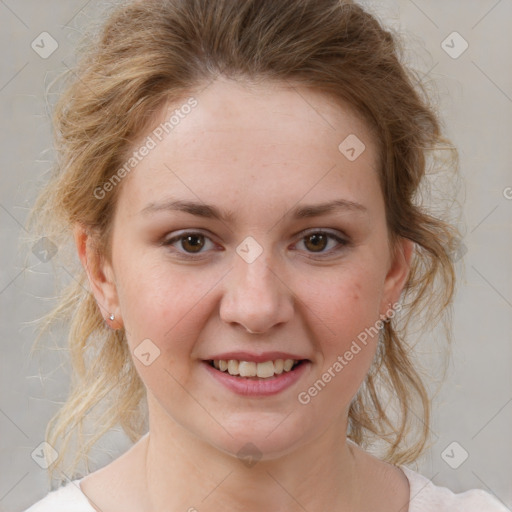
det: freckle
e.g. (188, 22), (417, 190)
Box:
(352, 283), (362, 301)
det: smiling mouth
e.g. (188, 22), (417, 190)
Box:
(207, 359), (306, 379)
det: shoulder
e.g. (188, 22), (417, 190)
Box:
(400, 465), (509, 512)
(23, 479), (97, 512)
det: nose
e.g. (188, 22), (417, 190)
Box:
(219, 249), (294, 334)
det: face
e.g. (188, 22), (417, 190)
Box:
(78, 78), (412, 460)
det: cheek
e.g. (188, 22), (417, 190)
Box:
(281, 274), (383, 432)
(293, 259), (385, 395)
(115, 254), (217, 364)
(296, 259), (384, 342)
(115, 267), (214, 410)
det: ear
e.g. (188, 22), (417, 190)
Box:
(379, 237), (414, 317)
(73, 223), (122, 330)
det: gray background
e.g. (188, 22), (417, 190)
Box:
(1, 1), (511, 511)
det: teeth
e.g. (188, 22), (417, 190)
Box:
(228, 359), (239, 375)
(283, 359), (294, 371)
(238, 361), (257, 377)
(211, 358), (300, 378)
(256, 360), (275, 378)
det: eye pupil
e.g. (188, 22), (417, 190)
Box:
(182, 234), (204, 253)
(305, 233), (327, 252)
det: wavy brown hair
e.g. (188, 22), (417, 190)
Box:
(26, 0), (460, 487)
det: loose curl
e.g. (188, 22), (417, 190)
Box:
(26, 0), (461, 487)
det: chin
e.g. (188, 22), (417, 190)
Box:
(202, 413), (318, 463)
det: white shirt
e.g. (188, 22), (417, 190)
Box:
(24, 465), (509, 511)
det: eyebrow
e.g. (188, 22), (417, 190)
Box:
(139, 198), (368, 221)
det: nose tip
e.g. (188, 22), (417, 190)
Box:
(219, 252), (294, 334)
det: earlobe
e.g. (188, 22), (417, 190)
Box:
(73, 223), (122, 329)
(380, 237), (414, 317)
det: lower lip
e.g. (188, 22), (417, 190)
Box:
(202, 360), (310, 397)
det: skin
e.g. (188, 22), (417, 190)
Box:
(75, 78), (412, 512)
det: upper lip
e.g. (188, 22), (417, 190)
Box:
(205, 351), (310, 363)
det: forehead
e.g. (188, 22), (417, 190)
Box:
(115, 78), (382, 220)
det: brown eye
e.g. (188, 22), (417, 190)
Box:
(304, 233), (328, 252)
(180, 234), (205, 253)
(163, 231), (215, 257)
(295, 230), (348, 257)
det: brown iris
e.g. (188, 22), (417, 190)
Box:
(304, 233), (328, 252)
(181, 234), (205, 253)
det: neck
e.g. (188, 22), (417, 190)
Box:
(143, 397), (361, 512)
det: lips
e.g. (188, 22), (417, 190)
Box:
(202, 351), (311, 396)
(202, 358), (310, 396)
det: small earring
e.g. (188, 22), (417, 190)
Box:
(109, 313), (115, 321)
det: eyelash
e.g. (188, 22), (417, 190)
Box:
(162, 229), (349, 260)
